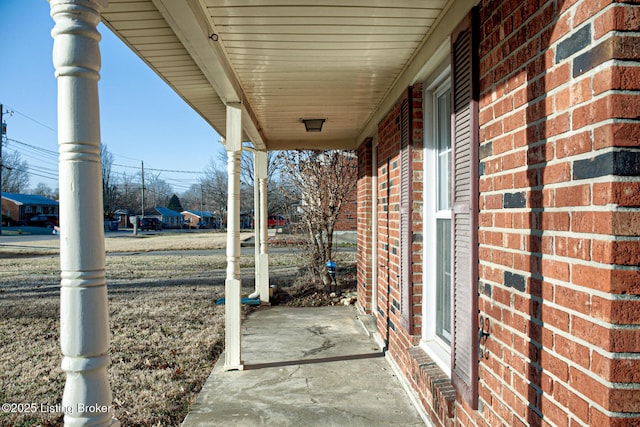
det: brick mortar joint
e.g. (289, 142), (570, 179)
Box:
(488, 246), (639, 271)
(481, 284), (640, 327)
(489, 344), (640, 416)
(480, 299), (640, 365)
(481, 79), (640, 129)
(406, 347), (456, 411)
(479, 367), (590, 426)
(478, 270), (640, 302)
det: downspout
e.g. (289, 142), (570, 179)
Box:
(385, 156), (391, 349)
(245, 147), (269, 302)
(371, 137), (378, 314)
(245, 146), (260, 299)
(257, 150), (270, 303)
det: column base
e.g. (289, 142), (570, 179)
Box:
(258, 253), (270, 303)
(224, 278), (243, 369)
(223, 361), (245, 372)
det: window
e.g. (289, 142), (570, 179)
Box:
(422, 74), (453, 375)
(435, 86), (452, 344)
(421, 10), (479, 410)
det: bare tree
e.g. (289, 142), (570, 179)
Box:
(280, 150), (358, 285)
(32, 182), (58, 199)
(217, 149), (283, 187)
(115, 171), (141, 214)
(217, 149), (289, 216)
(180, 184), (201, 211)
(145, 173), (172, 208)
(101, 144), (119, 218)
(1, 150), (30, 193)
(200, 159), (228, 217)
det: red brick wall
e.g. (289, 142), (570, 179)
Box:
(2, 200), (20, 222)
(411, 85), (424, 338)
(357, 139), (373, 312)
(356, 0), (640, 426)
(476, 0), (640, 426)
(367, 85), (428, 412)
(376, 90), (402, 349)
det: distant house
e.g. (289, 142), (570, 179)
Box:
(145, 206), (184, 229)
(181, 210), (218, 229)
(114, 209), (134, 228)
(1, 192), (59, 225)
(240, 211), (253, 229)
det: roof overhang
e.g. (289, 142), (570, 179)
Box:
(101, 0), (475, 151)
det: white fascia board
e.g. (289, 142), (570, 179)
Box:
(242, 104), (266, 150)
(152, 0), (240, 103)
(152, 0), (266, 148)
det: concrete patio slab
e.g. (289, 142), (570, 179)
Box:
(182, 305), (427, 427)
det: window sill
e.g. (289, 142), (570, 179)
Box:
(407, 347), (456, 420)
(420, 338), (451, 377)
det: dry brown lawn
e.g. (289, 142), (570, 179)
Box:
(0, 230), (255, 256)
(0, 232), (337, 427)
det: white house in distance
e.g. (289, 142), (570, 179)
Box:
(48, 1), (640, 426)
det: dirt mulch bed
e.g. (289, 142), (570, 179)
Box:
(271, 263), (357, 307)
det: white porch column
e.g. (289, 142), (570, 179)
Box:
(224, 103), (243, 370)
(51, 1), (119, 426)
(256, 150), (270, 303)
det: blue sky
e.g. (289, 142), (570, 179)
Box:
(0, 1), (225, 193)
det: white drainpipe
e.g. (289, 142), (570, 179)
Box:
(256, 150), (270, 302)
(246, 148), (269, 302)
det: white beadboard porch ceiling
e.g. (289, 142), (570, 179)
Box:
(101, 0), (450, 151)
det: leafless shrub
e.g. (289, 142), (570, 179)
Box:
(279, 150), (358, 285)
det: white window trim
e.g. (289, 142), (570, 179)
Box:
(421, 64), (452, 377)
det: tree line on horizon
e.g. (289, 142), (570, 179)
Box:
(2, 143), (357, 282)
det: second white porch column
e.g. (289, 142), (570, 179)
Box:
(224, 103), (243, 370)
(51, 1), (119, 426)
(256, 150), (270, 303)
(249, 149), (260, 299)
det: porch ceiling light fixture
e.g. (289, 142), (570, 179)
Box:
(302, 118), (325, 132)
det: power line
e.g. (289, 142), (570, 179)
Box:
(110, 151), (142, 162)
(112, 162), (204, 175)
(5, 146), (58, 170)
(8, 139), (205, 178)
(0, 104), (57, 134)
(6, 137), (58, 156)
(6, 139), (205, 184)
(2, 104), (212, 176)
(1, 164), (57, 182)
(1, 108), (214, 193)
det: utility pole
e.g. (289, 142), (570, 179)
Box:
(141, 161), (145, 219)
